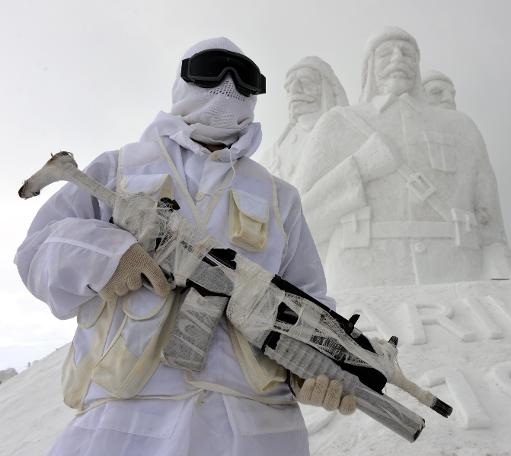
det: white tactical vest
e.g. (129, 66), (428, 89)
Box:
(62, 138), (291, 411)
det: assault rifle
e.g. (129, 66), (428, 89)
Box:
(19, 151), (453, 442)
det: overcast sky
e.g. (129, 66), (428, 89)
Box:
(1, 0), (510, 371)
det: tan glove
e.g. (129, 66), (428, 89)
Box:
(296, 374), (357, 415)
(99, 243), (170, 302)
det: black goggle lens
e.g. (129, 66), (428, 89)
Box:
(181, 49), (266, 96)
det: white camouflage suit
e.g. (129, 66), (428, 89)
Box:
(15, 38), (334, 456)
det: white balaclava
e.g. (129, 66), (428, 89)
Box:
(286, 56), (349, 118)
(360, 26), (424, 103)
(171, 37), (257, 145)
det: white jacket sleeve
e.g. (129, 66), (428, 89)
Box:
(14, 151), (137, 319)
(277, 183), (336, 311)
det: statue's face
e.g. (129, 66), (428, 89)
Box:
(423, 79), (456, 109)
(285, 67), (322, 121)
(374, 39), (419, 97)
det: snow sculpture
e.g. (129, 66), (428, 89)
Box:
(291, 27), (511, 456)
(422, 70), (457, 110)
(490, 361), (511, 397)
(258, 56), (348, 186)
(296, 26), (510, 288)
(6, 27), (511, 456)
(421, 367), (491, 429)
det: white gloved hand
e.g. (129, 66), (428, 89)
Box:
(296, 374), (357, 415)
(99, 243), (170, 302)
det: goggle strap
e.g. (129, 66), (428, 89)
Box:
(181, 58), (192, 83)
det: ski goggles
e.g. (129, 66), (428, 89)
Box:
(181, 49), (266, 97)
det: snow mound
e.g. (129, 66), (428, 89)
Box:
(0, 346), (74, 456)
(0, 368), (17, 384)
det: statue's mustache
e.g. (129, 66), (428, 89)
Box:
(289, 94), (316, 104)
(380, 62), (415, 79)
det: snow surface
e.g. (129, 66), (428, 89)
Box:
(0, 369), (17, 384)
(1, 281), (510, 455)
(0, 347), (74, 456)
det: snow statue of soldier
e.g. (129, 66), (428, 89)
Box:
(15, 37), (357, 456)
(259, 56), (348, 185)
(297, 26), (510, 288)
(422, 69), (457, 110)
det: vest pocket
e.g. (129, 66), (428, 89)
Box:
(62, 298), (116, 410)
(118, 174), (174, 201)
(91, 289), (177, 399)
(229, 189), (269, 252)
(227, 322), (286, 394)
(162, 287), (228, 372)
(77, 298), (106, 329)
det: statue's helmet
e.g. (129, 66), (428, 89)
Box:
(422, 69), (456, 109)
(285, 56), (348, 121)
(360, 26), (423, 103)
(422, 69), (454, 87)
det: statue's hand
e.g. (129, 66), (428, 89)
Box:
(353, 132), (400, 183)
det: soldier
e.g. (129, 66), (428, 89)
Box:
(259, 56), (348, 186)
(422, 70), (457, 109)
(15, 37), (356, 456)
(298, 27), (510, 288)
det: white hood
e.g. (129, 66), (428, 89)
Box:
(170, 37), (258, 145)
